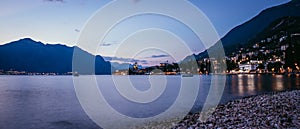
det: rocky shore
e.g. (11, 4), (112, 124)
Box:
(173, 90), (300, 128)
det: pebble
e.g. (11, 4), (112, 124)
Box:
(172, 90), (300, 128)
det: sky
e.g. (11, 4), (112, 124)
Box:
(0, 0), (291, 66)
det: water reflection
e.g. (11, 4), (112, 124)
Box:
(273, 75), (284, 91)
(237, 74), (245, 95)
(235, 74), (257, 96)
(229, 74), (299, 97)
(296, 77), (300, 88)
(247, 74), (255, 93)
(256, 74), (262, 91)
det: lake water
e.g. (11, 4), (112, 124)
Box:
(0, 75), (299, 129)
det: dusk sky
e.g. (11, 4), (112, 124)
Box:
(0, 0), (291, 65)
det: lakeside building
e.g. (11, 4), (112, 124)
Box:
(126, 61), (180, 75)
(239, 63), (257, 73)
(128, 62), (144, 75)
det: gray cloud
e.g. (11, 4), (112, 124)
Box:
(44, 0), (65, 3)
(130, 0), (141, 4)
(149, 54), (170, 58)
(100, 41), (120, 47)
(103, 56), (147, 63)
(99, 43), (112, 47)
(74, 29), (80, 32)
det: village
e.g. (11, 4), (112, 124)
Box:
(114, 32), (300, 76)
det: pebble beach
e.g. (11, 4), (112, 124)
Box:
(173, 90), (300, 128)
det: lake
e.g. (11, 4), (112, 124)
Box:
(0, 75), (299, 129)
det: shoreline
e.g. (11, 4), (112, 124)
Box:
(173, 90), (300, 128)
(0, 73), (300, 76)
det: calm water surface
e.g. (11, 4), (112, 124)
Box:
(0, 75), (299, 129)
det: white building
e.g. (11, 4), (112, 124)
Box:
(239, 63), (257, 73)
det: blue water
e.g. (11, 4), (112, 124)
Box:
(0, 75), (299, 129)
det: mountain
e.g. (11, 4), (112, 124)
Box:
(249, 16), (300, 44)
(255, 16), (300, 69)
(0, 38), (111, 74)
(195, 0), (300, 58)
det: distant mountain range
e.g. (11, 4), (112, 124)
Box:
(194, 0), (300, 59)
(0, 38), (111, 74)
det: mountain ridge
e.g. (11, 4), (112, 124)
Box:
(0, 38), (111, 74)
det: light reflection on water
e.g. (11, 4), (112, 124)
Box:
(296, 78), (300, 88)
(227, 74), (299, 98)
(274, 75), (284, 91)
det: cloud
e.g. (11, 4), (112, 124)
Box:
(99, 43), (112, 47)
(141, 62), (149, 65)
(44, 0), (65, 3)
(149, 54), (170, 58)
(130, 0), (141, 4)
(103, 56), (147, 64)
(99, 41), (120, 47)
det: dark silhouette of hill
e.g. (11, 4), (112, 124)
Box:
(195, 0), (300, 59)
(0, 38), (111, 74)
(250, 16), (300, 43)
(238, 16), (300, 69)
